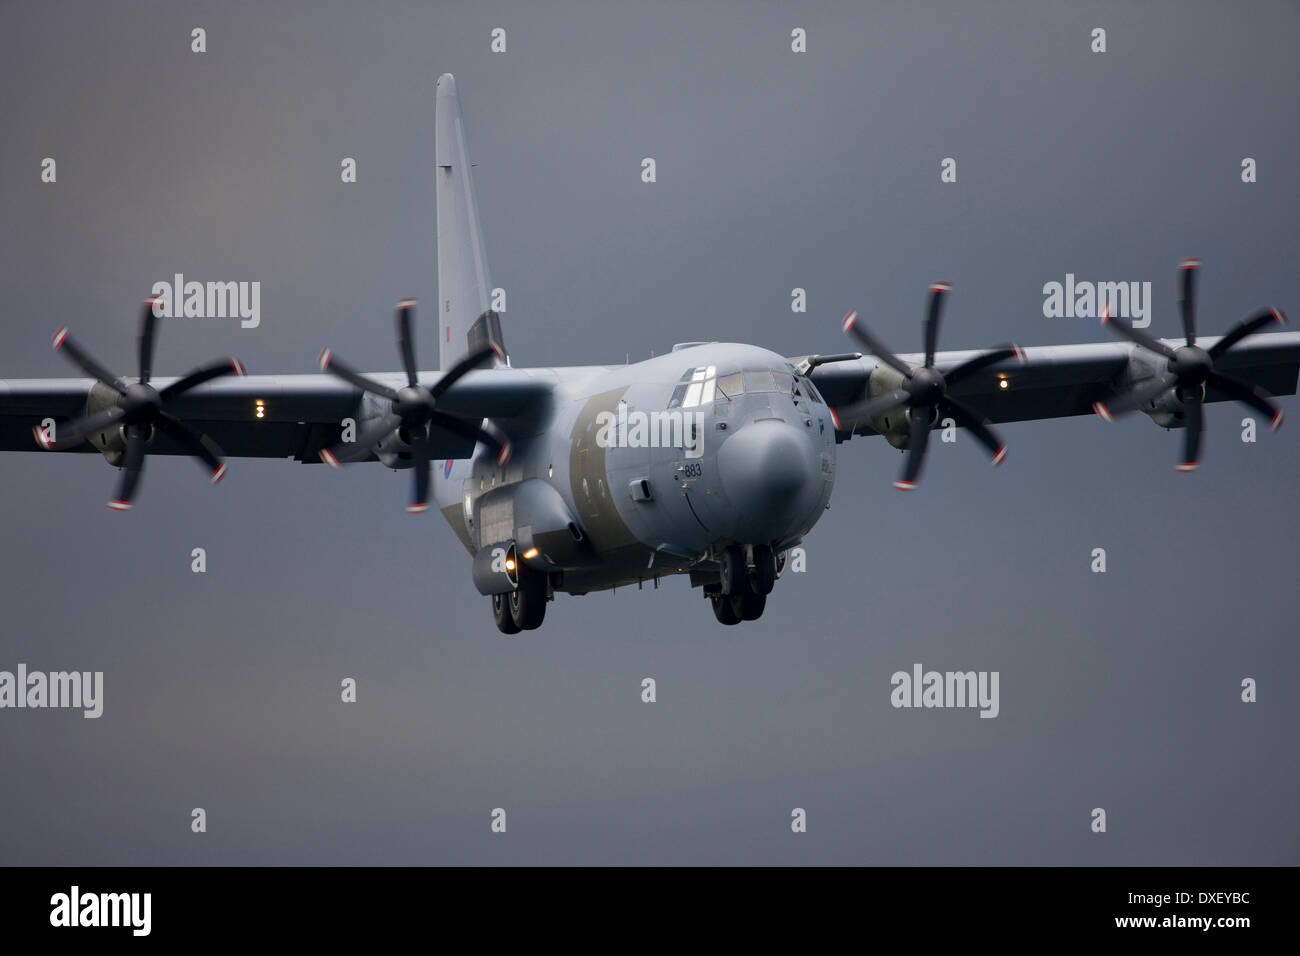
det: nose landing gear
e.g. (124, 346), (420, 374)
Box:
(709, 543), (778, 625)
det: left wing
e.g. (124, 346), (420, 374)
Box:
(810, 332), (1300, 435)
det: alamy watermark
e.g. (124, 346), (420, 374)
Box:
(0, 664), (102, 718)
(150, 273), (260, 328)
(595, 405), (705, 458)
(891, 663), (999, 718)
(1042, 273), (1151, 328)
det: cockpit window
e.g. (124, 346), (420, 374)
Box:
(668, 365), (717, 408)
(799, 376), (825, 404)
(715, 371), (743, 400)
(743, 369), (775, 392)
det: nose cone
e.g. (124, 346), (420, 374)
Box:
(717, 420), (818, 542)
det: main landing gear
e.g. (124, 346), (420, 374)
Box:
(709, 544), (777, 626)
(491, 564), (548, 633)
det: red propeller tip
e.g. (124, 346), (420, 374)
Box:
(319, 448), (340, 468)
(1175, 462), (1199, 473)
(397, 298), (417, 308)
(1011, 344), (1026, 364)
(52, 328), (69, 350)
(32, 426), (53, 450)
(1271, 410), (1284, 431)
(107, 499), (133, 511)
(1092, 402), (1113, 422)
(892, 480), (918, 492)
(991, 445), (1008, 466)
(490, 342), (506, 361)
(828, 407), (842, 430)
(1099, 306), (1111, 324)
(231, 358), (246, 376)
(497, 443), (513, 466)
(841, 311), (858, 332)
(930, 282), (951, 293)
(317, 348), (332, 371)
(210, 462), (227, 484)
(1178, 258), (1201, 270)
(1273, 307), (1287, 325)
(406, 503), (429, 514)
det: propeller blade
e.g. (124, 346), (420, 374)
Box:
(1099, 308), (1177, 360)
(317, 349), (398, 401)
(923, 282), (949, 367)
(1177, 258), (1199, 346)
(942, 344), (1025, 387)
(428, 410), (513, 464)
(1177, 391), (1204, 472)
(428, 345), (497, 400)
(395, 299), (419, 388)
(408, 434), (431, 513)
(854, 388), (912, 421)
(51, 328), (126, 395)
(159, 357), (246, 401)
(1092, 371), (1177, 421)
(1208, 307), (1287, 359)
(138, 299), (160, 384)
(34, 405), (125, 450)
(939, 397), (1007, 464)
(1207, 371), (1283, 430)
(156, 414), (226, 481)
(841, 311), (913, 378)
(319, 411), (402, 466)
(894, 405), (932, 491)
(108, 425), (148, 510)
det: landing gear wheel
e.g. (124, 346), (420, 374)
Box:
(509, 565), (547, 631)
(492, 592), (520, 634)
(719, 544), (746, 596)
(751, 544), (776, 596)
(711, 593), (741, 625)
(730, 589), (766, 621)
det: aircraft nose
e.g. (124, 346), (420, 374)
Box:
(716, 420), (818, 541)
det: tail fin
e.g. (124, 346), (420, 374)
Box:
(435, 73), (507, 369)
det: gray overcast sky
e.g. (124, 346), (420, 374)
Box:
(0, 0), (1297, 864)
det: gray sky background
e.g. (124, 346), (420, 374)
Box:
(0, 0), (1297, 864)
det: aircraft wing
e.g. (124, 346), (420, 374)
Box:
(809, 331), (1300, 436)
(0, 368), (554, 461)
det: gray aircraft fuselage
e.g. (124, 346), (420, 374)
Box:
(431, 342), (836, 595)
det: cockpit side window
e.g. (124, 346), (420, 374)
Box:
(668, 365), (717, 408)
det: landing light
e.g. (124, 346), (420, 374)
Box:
(505, 558), (516, 571)
(522, 547), (539, 560)
(255, 399), (266, 418)
(997, 378), (1009, 390)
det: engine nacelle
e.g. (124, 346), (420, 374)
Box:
(1122, 352), (1189, 429)
(864, 363), (931, 449)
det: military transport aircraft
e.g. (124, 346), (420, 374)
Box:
(2, 74), (1297, 632)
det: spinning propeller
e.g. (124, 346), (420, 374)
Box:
(1093, 258), (1286, 472)
(317, 299), (511, 513)
(36, 298), (245, 510)
(839, 283), (1024, 490)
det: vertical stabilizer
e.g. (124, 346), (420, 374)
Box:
(435, 73), (506, 368)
